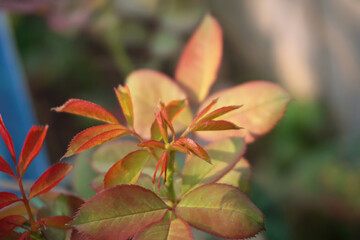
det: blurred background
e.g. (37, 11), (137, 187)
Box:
(0, 0), (359, 239)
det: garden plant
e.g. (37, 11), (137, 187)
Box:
(0, 14), (290, 240)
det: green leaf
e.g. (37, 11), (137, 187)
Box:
(217, 158), (252, 193)
(104, 150), (150, 188)
(73, 185), (169, 240)
(91, 140), (140, 173)
(182, 138), (245, 194)
(134, 218), (193, 240)
(176, 183), (264, 239)
(126, 69), (192, 139)
(197, 81), (291, 143)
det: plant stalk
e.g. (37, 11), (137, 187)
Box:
(165, 150), (176, 201)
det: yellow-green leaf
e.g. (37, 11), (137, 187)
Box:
(175, 14), (223, 102)
(182, 138), (245, 194)
(197, 81), (291, 143)
(217, 158), (252, 193)
(176, 183), (264, 239)
(126, 69), (192, 139)
(73, 185), (169, 240)
(104, 150), (150, 188)
(115, 85), (134, 127)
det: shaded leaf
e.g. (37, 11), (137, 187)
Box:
(201, 105), (242, 121)
(175, 14), (223, 102)
(115, 85), (134, 127)
(0, 156), (15, 178)
(138, 140), (165, 150)
(18, 125), (48, 176)
(29, 163), (72, 199)
(190, 120), (241, 132)
(41, 216), (72, 230)
(0, 192), (20, 210)
(134, 218), (193, 240)
(182, 138), (245, 194)
(73, 185), (169, 240)
(52, 99), (119, 124)
(217, 158), (252, 193)
(0, 202), (36, 219)
(126, 69), (192, 139)
(0, 215), (27, 238)
(0, 115), (16, 163)
(92, 140), (140, 173)
(176, 183), (264, 239)
(175, 137), (209, 162)
(64, 124), (130, 158)
(104, 150), (150, 188)
(197, 81), (291, 143)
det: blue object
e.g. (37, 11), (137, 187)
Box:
(0, 11), (49, 181)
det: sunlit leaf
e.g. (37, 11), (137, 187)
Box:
(191, 98), (217, 125)
(0, 215), (27, 238)
(217, 158), (252, 193)
(138, 140), (165, 150)
(175, 137), (209, 162)
(40, 216), (72, 230)
(189, 120), (241, 132)
(197, 81), (291, 143)
(175, 14), (222, 102)
(52, 99), (119, 124)
(0, 115), (16, 163)
(126, 69), (192, 139)
(104, 150), (150, 188)
(0, 192), (20, 210)
(92, 140), (140, 173)
(18, 125), (48, 176)
(182, 138), (245, 194)
(134, 218), (193, 240)
(201, 105), (242, 121)
(176, 183), (264, 239)
(155, 112), (169, 144)
(115, 85), (134, 127)
(64, 124), (130, 158)
(168, 143), (190, 154)
(0, 156), (15, 178)
(73, 185), (169, 240)
(29, 163), (72, 199)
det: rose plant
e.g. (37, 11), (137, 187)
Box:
(0, 14), (290, 239)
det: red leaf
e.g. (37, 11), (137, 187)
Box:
(64, 124), (130, 158)
(18, 125), (48, 176)
(0, 115), (16, 164)
(18, 232), (29, 240)
(52, 99), (119, 124)
(0, 192), (20, 210)
(138, 140), (165, 149)
(175, 137), (210, 163)
(0, 215), (27, 238)
(190, 120), (241, 132)
(0, 156), (15, 178)
(168, 143), (190, 154)
(155, 112), (168, 144)
(201, 105), (242, 121)
(29, 163), (72, 199)
(191, 98), (217, 124)
(40, 216), (72, 230)
(175, 14), (223, 102)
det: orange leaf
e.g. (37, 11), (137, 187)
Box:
(175, 137), (210, 163)
(191, 98), (217, 125)
(138, 140), (165, 149)
(40, 216), (72, 230)
(0, 192), (20, 210)
(197, 81), (291, 143)
(115, 85), (134, 127)
(168, 143), (190, 154)
(18, 125), (48, 176)
(175, 14), (223, 102)
(0, 115), (16, 164)
(155, 112), (168, 144)
(52, 99), (119, 124)
(0, 156), (15, 178)
(64, 124), (130, 158)
(190, 120), (241, 132)
(29, 163), (72, 199)
(126, 69), (192, 139)
(201, 105), (242, 121)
